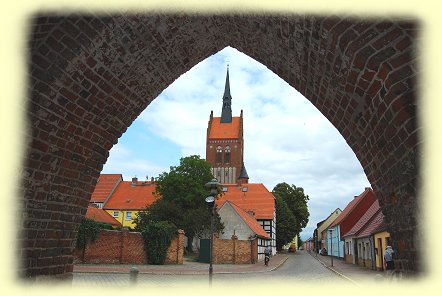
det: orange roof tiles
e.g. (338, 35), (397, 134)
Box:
(86, 207), (121, 226)
(90, 174), (122, 203)
(221, 201), (270, 239)
(103, 181), (158, 210)
(208, 117), (241, 139)
(215, 183), (275, 220)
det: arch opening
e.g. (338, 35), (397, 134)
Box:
(23, 13), (420, 280)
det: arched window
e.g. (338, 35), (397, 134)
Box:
(224, 146), (231, 164)
(216, 146), (222, 164)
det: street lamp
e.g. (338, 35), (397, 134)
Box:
(328, 229), (334, 267)
(205, 178), (219, 286)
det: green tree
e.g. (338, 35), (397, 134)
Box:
(275, 196), (297, 251)
(272, 182), (309, 236)
(135, 155), (224, 252)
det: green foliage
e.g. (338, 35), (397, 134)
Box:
(76, 218), (112, 249)
(272, 182), (310, 235)
(136, 155), (224, 252)
(275, 196), (297, 250)
(297, 236), (304, 248)
(141, 221), (178, 265)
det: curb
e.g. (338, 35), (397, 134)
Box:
(73, 256), (289, 275)
(310, 253), (358, 285)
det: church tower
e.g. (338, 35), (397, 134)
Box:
(206, 67), (249, 184)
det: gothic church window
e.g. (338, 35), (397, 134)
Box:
(216, 146), (222, 163)
(224, 146), (231, 163)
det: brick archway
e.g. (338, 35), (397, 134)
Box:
(24, 13), (419, 279)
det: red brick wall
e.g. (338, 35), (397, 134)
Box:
(213, 234), (257, 264)
(75, 228), (184, 264)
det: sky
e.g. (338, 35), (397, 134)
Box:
(101, 46), (370, 240)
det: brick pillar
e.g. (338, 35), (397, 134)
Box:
(231, 234), (238, 264)
(121, 227), (129, 263)
(177, 229), (185, 264)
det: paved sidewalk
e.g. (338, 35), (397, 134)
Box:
(309, 251), (386, 284)
(73, 253), (289, 275)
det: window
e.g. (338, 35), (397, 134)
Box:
(113, 211), (119, 218)
(222, 187), (228, 192)
(216, 146), (222, 163)
(242, 187), (248, 192)
(224, 146), (231, 163)
(126, 211), (132, 220)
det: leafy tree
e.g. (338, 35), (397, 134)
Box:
(275, 196), (297, 251)
(135, 155), (224, 252)
(272, 182), (310, 236)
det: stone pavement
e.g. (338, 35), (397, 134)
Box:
(73, 253), (289, 275)
(308, 251), (386, 284)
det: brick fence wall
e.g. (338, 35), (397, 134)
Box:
(74, 228), (184, 264)
(213, 234), (258, 264)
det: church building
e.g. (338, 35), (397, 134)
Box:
(206, 67), (276, 257)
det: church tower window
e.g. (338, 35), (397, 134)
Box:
(224, 146), (231, 163)
(216, 146), (222, 164)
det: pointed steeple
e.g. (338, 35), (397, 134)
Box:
(220, 66), (232, 123)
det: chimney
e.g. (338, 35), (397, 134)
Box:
(151, 177), (154, 183)
(132, 177), (138, 185)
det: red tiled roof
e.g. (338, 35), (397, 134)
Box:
(329, 188), (372, 228)
(357, 210), (385, 238)
(220, 200), (270, 239)
(86, 207), (121, 226)
(103, 181), (158, 210)
(208, 117), (241, 139)
(90, 174), (122, 203)
(215, 183), (275, 220)
(343, 199), (380, 237)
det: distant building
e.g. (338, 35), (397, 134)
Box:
(85, 206), (121, 228)
(206, 67), (276, 256)
(103, 176), (158, 229)
(89, 174), (122, 208)
(327, 187), (377, 259)
(218, 200), (271, 261)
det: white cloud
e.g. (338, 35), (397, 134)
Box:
(104, 46), (370, 240)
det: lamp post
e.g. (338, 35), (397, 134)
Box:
(205, 178), (219, 287)
(328, 229), (333, 267)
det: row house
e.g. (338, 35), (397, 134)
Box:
(314, 187), (392, 271)
(327, 187), (377, 259)
(316, 208), (342, 254)
(342, 199), (381, 265)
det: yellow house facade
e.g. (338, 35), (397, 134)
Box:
(317, 208), (342, 251)
(102, 177), (158, 229)
(105, 209), (140, 229)
(374, 230), (391, 271)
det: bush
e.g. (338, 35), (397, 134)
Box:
(76, 218), (112, 249)
(141, 221), (178, 265)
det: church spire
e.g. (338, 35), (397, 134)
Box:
(220, 66), (232, 123)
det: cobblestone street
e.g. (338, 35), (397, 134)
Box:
(72, 251), (344, 288)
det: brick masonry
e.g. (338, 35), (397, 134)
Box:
(73, 228), (184, 265)
(22, 13), (420, 279)
(213, 234), (258, 264)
